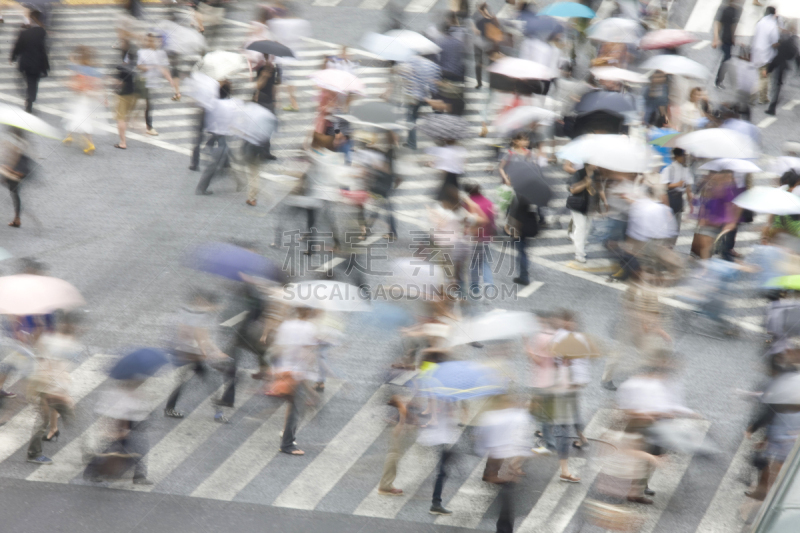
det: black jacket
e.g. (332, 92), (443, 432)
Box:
(767, 34), (798, 74)
(11, 26), (49, 76)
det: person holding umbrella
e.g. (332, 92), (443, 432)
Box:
(10, 10), (49, 114)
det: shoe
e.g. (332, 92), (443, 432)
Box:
(84, 143), (95, 155)
(531, 446), (554, 456)
(146, 128), (159, 136)
(575, 256), (587, 264)
(601, 380), (617, 391)
(246, 199), (257, 206)
(280, 446), (305, 455)
(132, 477), (154, 485)
(195, 190), (213, 196)
(513, 277), (530, 286)
(429, 504), (453, 515)
(627, 496), (654, 505)
(62, 136), (73, 145)
(214, 412), (229, 424)
(282, 105), (299, 112)
(765, 108), (776, 116)
(644, 487), (656, 496)
(378, 487), (404, 496)
(559, 474), (581, 483)
(265, 154), (278, 161)
(164, 408), (184, 419)
(43, 430), (60, 442)
(469, 342), (484, 348)
(0, 390), (17, 398)
(27, 455), (53, 465)
(189, 165), (199, 171)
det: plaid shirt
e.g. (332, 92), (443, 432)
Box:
(401, 56), (441, 102)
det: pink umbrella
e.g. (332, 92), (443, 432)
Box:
(488, 58), (556, 80)
(310, 69), (366, 95)
(0, 274), (85, 315)
(639, 29), (699, 50)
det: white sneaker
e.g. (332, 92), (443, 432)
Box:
(532, 446), (554, 456)
(575, 256), (587, 264)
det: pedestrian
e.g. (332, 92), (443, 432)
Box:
(268, 9), (308, 113)
(401, 54), (441, 150)
(508, 192), (540, 287)
(498, 132), (532, 187)
(765, 22), (798, 116)
(464, 182), (496, 295)
(434, 13), (466, 83)
(660, 148), (694, 244)
(428, 138), (467, 201)
(692, 170), (741, 260)
(0, 127), (30, 228)
(644, 70), (670, 126)
(713, 0), (741, 88)
(678, 87), (710, 132)
(137, 33), (180, 136)
(566, 162), (596, 264)
(10, 10), (49, 114)
(242, 56), (279, 206)
(378, 395), (421, 496)
(114, 53), (139, 150)
(750, 6), (780, 105)
(195, 0), (227, 48)
(195, 81), (238, 196)
(471, 3), (499, 90)
(63, 46), (103, 156)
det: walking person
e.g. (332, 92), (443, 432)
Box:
(137, 32), (180, 136)
(0, 127), (30, 228)
(114, 55), (139, 150)
(713, 0), (741, 89)
(566, 162), (596, 264)
(509, 192), (539, 287)
(418, 376), (459, 515)
(751, 6), (780, 105)
(378, 395), (420, 496)
(195, 81), (237, 196)
(63, 46), (103, 155)
(242, 57), (278, 206)
(464, 182), (495, 295)
(402, 54), (441, 150)
(660, 148), (694, 245)
(765, 22), (798, 116)
(10, 10), (49, 114)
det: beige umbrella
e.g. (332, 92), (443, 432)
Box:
(550, 331), (601, 359)
(0, 274), (85, 315)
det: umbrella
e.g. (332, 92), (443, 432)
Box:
(0, 104), (61, 139)
(230, 101), (277, 145)
(580, 135), (654, 173)
(550, 331), (601, 358)
(155, 20), (206, 56)
(699, 159), (761, 173)
(587, 17), (643, 43)
(670, 128), (759, 159)
(773, 156), (800, 176)
(360, 32), (414, 62)
(762, 372), (800, 405)
(446, 311), (539, 347)
(488, 57), (556, 80)
(733, 187), (800, 215)
(522, 14), (565, 40)
(391, 258), (448, 288)
(539, 2), (595, 18)
(590, 66), (649, 84)
(246, 40), (295, 58)
(419, 361), (506, 401)
(188, 242), (283, 282)
(0, 274), (85, 315)
(183, 71), (220, 111)
(649, 132), (681, 147)
(639, 55), (710, 80)
(109, 348), (169, 380)
(383, 30), (441, 55)
(574, 90), (638, 116)
(347, 100), (401, 125)
(198, 51), (247, 81)
(493, 106), (559, 135)
(280, 281), (369, 312)
(417, 114), (472, 141)
(505, 160), (553, 206)
(639, 29), (699, 50)
(310, 69), (366, 95)
(722, 118), (760, 145)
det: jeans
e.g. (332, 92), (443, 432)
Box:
(406, 101), (424, 150)
(496, 482), (516, 533)
(715, 43), (733, 86)
(166, 361), (213, 411)
(515, 237), (530, 285)
(432, 447), (453, 505)
(600, 217), (627, 247)
(335, 139), (353, 165)
(195, 134), (230, 194)
(469, 241), (493, 291)
(768, 65), (788, 113)
(281, 387), (303, 451)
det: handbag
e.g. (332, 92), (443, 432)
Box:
(566, 190), (589, 213)
(484, 21), (504, 43)
(265, 371), (297, 397)
(666, 165), (684, 214)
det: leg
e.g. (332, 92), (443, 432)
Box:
(280, 393), (303, 453)
(7, 179), (21, 220)
(190, 108), (206, 170)
(473, 46), (483, 88)
(379, 425), (414, 492)
(27, 398), (48, 459)
(144, 92), (154, 131)
(129, 420), (150, 481)
(514, 237), (530, 285)
(715, 44), (732, 87)
(767, 66), (784, 115)
(406, 101), (422, 150)
(496, 482), (516, 533)
(24, 72), (39, 113)
(432, 448), (453, 506)
(570, 210), (588, 262)
(196, 135), (224, 194)
(759, 67), (770, 104)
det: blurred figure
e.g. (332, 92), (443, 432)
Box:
(713, 1), (741, 88)
(195, 0), (227, 48)
(114, 53), (139, 150)
(0, 127), (30, 228)
(751, 6), (779, 105)
(137, 33), (180, 136)
(566, 162), (596, 264)
(10, 10), (49, 114)
(63, 46), (103, 155)
(765, 21), (798, 116)
(464, 182), (495, 295)
(378, 395), (420, 496)
(693, 170), (741, 260)
(196, 80), (236, 196)
(508, 192), (539, 287)
(401, 54), (441, 150)
(643, 71), (669, 126)
(429, 138), (467, 201)
(660, 148), (694, 243)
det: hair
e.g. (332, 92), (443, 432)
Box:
(257, 6), (274, 23)
(672, 148), (686, 158)
(74, 46), (95, 67)
(440, 184), (461, 208)
(781, 171), (800, 189)
(511, 131), (529, 145)
(766, 6), (776, 16)
(463, 182), (482, 196)
(29, 10), (42, 25)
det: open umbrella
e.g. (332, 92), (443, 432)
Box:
(418, 114), (472, 141)
(493, 106), (559, 135)
(539, 2), (595, 18)
(155, 20), (206, 56)
(280, 281), (369, 312)
(639, 29), (699, 50)
(311, 69), (366, 95)
(762, 372), (800, 405)
(246, 40), (295, 58)
(419, 361), (506, 401)
(198, 51), (247, 81)
(772, 156), (800, 176)
(188, 242), (283, 282)
(574, 91), (638, 116)
(0, 104), (61, 139)
(590, 66), (649, 84)
(670, 128), (758, 159)
(587, 17), (643, 43)
(384, 30), (441, 55)
(639, 55), (710, 79)
(488, 57), (556, 80)
(578, 135), (654, 173)
(109, 348), (169, 380)
(446, 311), (539, 347)
(699, 159), (761, 173)
(360, 32), (414, 62)
(230, 101), (277, 145)
(733, 187), (800, 215)
(550, 331), (601, 358)
(522, 14), (565, 40)
(0, 274), (85, 315)
(505, 160), (552, 206)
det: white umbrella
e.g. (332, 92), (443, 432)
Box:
(560, 134), (654, 173)
(673, 128), (759, 159)
(446, 311), (539, 347)
(639, 55), (710, 80)
(0, 104), (61, 139)
(0, 274), (85, 315)
(384, 30), (441, 55)
(590, 66), (649, 84)
(198, 51), (247, 81)
(493, 106), (559, 135)
(733, 187), (800, 215)
(772, 156), (800, 175)
(183, 71), (220, 111)
(155, 20), (206, 56)
(230, 101), (277, 145)
(587, 17), (643, 43)
(488, 57), (556, 80)
(360, 32), (414, 62)
(310, 69), (366, 95)
(699, 159), (761, 173)
(280, 281), (369, 312)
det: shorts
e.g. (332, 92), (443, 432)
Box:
(116, 94), (138, 121)
(695, 224), (723, 239)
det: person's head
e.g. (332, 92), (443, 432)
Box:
(463, 182), (482, 197)
(440, 184), (461, 210)
(689, 87), (703, 103)
(257, 5), (274, 24)
(553, 309), (576, 331)
(29, 10), (43, 26)
(146, 32), (162, 50)
(75, 46), (94, 67)
(766, 6), (776, 17)
(511, 131), (530, 149)
(781, 171), (800, 190)
(672, 147), (687, 165)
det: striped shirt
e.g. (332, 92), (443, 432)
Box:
(401, 56), (441, 102)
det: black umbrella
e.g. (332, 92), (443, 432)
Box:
(574, 90), (637, 116)
(246, 40), (295, 58)
(505, 160), (552, 207)
(573, 111), (626, 137)
(521, 13), (564, 40)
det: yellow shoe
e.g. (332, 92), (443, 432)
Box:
(83, 143), (95, 155)
(62, 136), (73, 145)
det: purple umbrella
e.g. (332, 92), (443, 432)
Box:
(188, 242), (284, 282)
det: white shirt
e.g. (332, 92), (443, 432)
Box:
(137, 48), (170, 89)
(274, 319), (318, 375)
(475, 408), (535, 459)
(617, 375), (695, 417)
(426, 145), (467, 174)
(659, 161), (694, 193)
(627, 197), (677, 241)
(751, 15), (780, 67)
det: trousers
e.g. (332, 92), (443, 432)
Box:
(195, 135), (230, 194)
(379, 424), (418, 491)
(28, 396), (71, 458)
(432, 447), (454, 505)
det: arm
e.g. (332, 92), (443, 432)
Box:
(10, 32), (22, 64)
(712, 21), (720, 48)
(569, 176), (591, 195)
(498, 158), (511, 186)
(159, 66), (180, 95)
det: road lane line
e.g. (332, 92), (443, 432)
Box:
(404, 0), (438, 13)
(684, 0), (722, 33)
(313, 257), (346, 272)
(757, 117), (777, 129)
(359, 0), (390, 8)
(518, 281), (544, 298)
(694, 436), (752, 533)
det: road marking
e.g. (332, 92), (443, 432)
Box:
(684, 0), (722, 33)
(518, 281), (544, 298)
(313, 257), (346, 272)
(404, 0), (438, 12)
(694, 436), (752, 533)
(692, 40), (710, 50)
(312, 0), (342, 5)
(221, 311), (249, 327)
(359, 0), (390, 8)
(757, 117), (777, 129)
(273, 385), (391, 510)
(782, 99), (800, 111)
(734, 0), (762, 38)
(435, 458), (498, 528)
(191, 381), (343, 501)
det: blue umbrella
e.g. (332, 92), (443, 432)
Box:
(109, 348), (169, 380)
(188, 242), (284, 282)
(539, 2), (595, 18)
(419, 361), (506, 401)
(521, 14), (565, 39)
